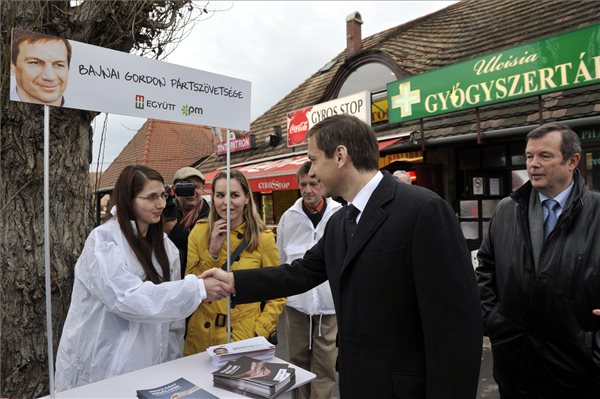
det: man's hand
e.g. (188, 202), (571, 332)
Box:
(202, 276), (235, 301)
(593, 309), (600, 316)
(200, 268), (235, 291)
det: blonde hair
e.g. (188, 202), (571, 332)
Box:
(208, 170), (266, 252)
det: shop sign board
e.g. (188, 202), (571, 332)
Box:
(286, 91), (371, 147)
(371, 98), (389, 123)
(577, 127), (600, 143)
(9, 28), (251, 130)
(216, 135), (256, 155)
(387, 23), (600, 124)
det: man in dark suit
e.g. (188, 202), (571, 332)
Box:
(203, 114), (482, 399)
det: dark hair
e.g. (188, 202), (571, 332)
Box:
(113, 165), (170, 284)
(296, 161), (312, 180)
(11, 28), (72, 67)
(306, 114), (379, 171)
(209, 170), (266, 252)
(526, 122), (581, 162)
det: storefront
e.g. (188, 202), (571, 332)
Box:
(381, 21), (600, 249)
(202, 135), (404, 225)
(195, 1), (600, 241)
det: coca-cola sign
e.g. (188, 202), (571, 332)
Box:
(286, 107), (312, 146)
(286, 91), (371, 147)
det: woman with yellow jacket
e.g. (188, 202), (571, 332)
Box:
(184, 170), (285, 355)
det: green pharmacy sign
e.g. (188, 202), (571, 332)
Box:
(387, 23), (600, 123)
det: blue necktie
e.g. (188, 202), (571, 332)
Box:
(344, 204), (360, 245)
(543, 199), (559, 240)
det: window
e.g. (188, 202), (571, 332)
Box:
(338, 63), (398, 97)
(321, 51), (408, 104)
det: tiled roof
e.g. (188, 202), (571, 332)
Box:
(197, 0), (600, 174)
(98, 119), (214, 191)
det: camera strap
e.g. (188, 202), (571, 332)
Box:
(220, 239), (247, 271)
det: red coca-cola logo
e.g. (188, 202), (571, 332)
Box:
(289, 121), (308, 133)
(287, 107), (312, 146)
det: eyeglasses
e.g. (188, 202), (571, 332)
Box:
(136, 193), (168, 203)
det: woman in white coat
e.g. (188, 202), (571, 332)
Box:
(55, 165), (233, 392)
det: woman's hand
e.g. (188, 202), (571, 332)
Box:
(208, 219), (227, 258)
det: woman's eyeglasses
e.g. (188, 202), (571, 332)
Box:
(136, 193), (168, 203)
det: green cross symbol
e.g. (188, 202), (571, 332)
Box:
(391, 81), (421, 117)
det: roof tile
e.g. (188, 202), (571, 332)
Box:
(98, 119), (214, 191)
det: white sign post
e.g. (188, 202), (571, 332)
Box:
(10, 29), (250, 398)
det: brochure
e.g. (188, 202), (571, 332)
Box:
(136, 377), (220, 399)
(212, 356), (295, 399)
(207, 336), (276, 368)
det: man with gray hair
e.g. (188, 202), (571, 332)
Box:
(392, 170), (412, 184)
(477, 122), (600, 398)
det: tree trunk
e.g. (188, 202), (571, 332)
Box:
(1, 1), (193, 396)
(1, 102), (96, 399)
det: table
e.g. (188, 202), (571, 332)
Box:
(42, 352), (315, 398)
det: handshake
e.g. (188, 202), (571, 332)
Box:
(199, 268), (236, 301)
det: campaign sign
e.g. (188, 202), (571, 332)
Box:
(9, 28), (251, 131)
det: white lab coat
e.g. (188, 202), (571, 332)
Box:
(55, 217), (203, 392)
(276, 197), (341, 315)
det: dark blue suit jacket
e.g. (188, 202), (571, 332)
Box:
(234, 174), (482, 399)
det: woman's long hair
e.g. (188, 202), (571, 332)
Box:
(208, 170), (266, 252)
(113, 165), (170, 284)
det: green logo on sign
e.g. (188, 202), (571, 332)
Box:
(390, 82), (421, 117)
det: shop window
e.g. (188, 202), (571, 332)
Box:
(460, 222), (479, 240)
(584, 150), (600, 191)
(460, 200), (478, 218)
(458, 148), (481, 170)
(273, 190), (298, 224)
(511, 170), (529, 191)
(510, 142), (526, 166)
(481, 199), (500, 218)
(258, 194), (274, 226)
(483, 146), (506, 168)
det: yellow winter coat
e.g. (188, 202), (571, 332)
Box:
(183, 220), (285, 355)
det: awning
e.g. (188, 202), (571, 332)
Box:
(378, 138), (403, 151)
(202, 138), (406, 193)
(204, 154), (309, 192)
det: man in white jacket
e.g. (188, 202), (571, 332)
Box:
(277, 161), (342, 399)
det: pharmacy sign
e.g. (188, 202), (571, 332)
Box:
(387, 23), (600, 123)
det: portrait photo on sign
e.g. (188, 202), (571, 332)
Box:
(9, 28), (72, 107)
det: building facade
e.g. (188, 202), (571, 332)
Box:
(197, 0), (600, 245)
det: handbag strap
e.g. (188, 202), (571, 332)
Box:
(221, 239), (247, 271)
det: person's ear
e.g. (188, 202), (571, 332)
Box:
(568, 153), (580, 171)
(335, 145), (348, 167)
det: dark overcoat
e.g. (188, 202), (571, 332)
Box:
(234, 174), (482, 399)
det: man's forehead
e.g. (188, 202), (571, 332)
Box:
(526, 131), (562, 150)
(299, 174), (319, 184)
(19, 39), (68, 58)
(307, 140), (322, 158)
